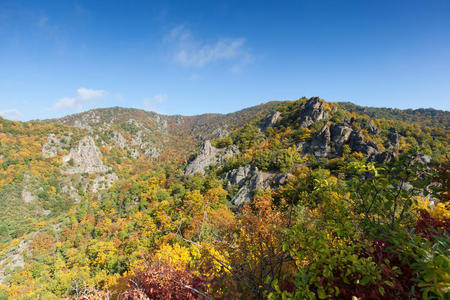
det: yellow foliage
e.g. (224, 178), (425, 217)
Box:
(155, 243), (191, 270)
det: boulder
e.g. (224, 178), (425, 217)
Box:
(348, 131), (379, 158)
(299, 97), (329, 128)
(184, 141), (239, 176)
(261, 111), (281, 130)
(225, 164), (253, 187)
(307, 125), (331, 156)
(231, 170), (265, 206)
(229, 167), (291, 207)
(330, 123), (353, 152)
(375, 151), (394, 163)
(386, 127), (400, 149)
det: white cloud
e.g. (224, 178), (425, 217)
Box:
(0, 109), (23, 120)
(143, 93), (168, 112)
(165, 26), (252, 69)
(51, 88), (106, 112)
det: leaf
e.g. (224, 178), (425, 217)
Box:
(317, 287), (327, 299)
(360, 276), (370, 285)
(378, 286), (385, 296)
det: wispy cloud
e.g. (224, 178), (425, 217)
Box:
(165, 25), (253, 69)
(50, 88), (106, 112)
(0, 109), (23, 120)
(143, 93), (168, 112)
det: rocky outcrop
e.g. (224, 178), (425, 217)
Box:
(261, 111), (281, 130)
(212, 127), (230, 139)
(231, 170), (265, 206)
(375, 151), (394, 163)
(155, 115), (168, 131)
(417, 154), (432, 164)
(386, 127), (400, 149)
(225, 165), (254, 188)
(229, 167), (291, 206)
(184, 141), (239, 176)
(299, 97), (329, 127)
(348, 131), (379, 158)
(361, 119), (379, 134)
(224, 165), (291, 206)
(330, 123), (353, 152)
(21, 174), (36, 203)
(92, 173), (119, 193)
(307, 125), (331, 157)
(132, 130), (161, 158)
(112, 131), (127, 149)
(42, 134), (71, 158)
(62, 182), (80, 203)
(62, 136), (110, 174)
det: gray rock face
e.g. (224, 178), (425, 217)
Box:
(261, 111), (281, 130)
(330, 123), (353, 152)
(62, 136), (110, 174)
(92, 173), (119, 193)
(231, 170), (265, 206)
(230, 169), (291, 206)
(299, 97), (329, 127)
(417, 154), (432, 164)
(307, 125), (331, 156)
(225, 165), (254, 187)
(62, 182), (80, 203)
(212, 127), (230, 139)
(112, 131), (127, 149)
(386, 127), (400, 149)
(132, 130), (161, 158)
(348, 131), (379, 158)
(155, 115), (168, 131)
(184, 141), (239, 176)
(375, 151), (394, 163)
(21, 174), (36, 203)
(361, 119), (379, 134)
(42, 134), (71, 158)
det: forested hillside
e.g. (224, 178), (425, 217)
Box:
(0, 97), (448, 299)
(339, 102), (449, 130)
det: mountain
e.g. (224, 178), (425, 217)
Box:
(0, 97), (448, 299)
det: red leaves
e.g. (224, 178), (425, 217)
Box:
(120, 261), (210, 300)
(415, 209), (449, 240)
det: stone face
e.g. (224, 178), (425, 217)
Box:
(231, 169), (265, 206)
(212, 127), (230, 139)
(62, 136), (110, 174)
(360, 119), (379, 134)
(375, 151), (394, 163)
(299, 97), (329, 127)
(132, 130), (161, 158)
(261, 111), (281, 130)
(417, 154), (432, 164)
(112, 131), (127, 149)
(42, 134), (71, 158)
(225, 165), (291, 206)
(348, 131), (379, 158)
(386, 127), (400, 149)
(225, 165), (253, 187)
(230, 169), (290, 206)
(184, 141), (220, 176)
(307, 125), (331, 156)
(184, 141), (239, 176)
(330, 123), (353, 152)
(92, 173), (119, 193)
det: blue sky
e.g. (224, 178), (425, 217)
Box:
(0, 0), (449, 121)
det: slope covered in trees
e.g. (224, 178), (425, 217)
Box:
(0, 97), (448, 299)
